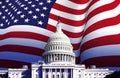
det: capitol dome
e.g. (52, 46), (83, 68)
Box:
(42, 22), (75, 65)
(48, 24), (70, 44)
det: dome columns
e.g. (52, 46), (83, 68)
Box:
(42, 19), (75, 65)
(43, 53), (75, 64)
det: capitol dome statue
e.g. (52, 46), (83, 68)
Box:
(42, 19), (75, 65)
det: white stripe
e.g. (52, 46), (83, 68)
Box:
(0, 38), (47, 49)
(0, 37), (81, 48)
(56, 0), (89, 10)
(85, 3), (120, 30)
(50, 9), (86, 21)
(0, 52), (42, 63)
(70, 37), (82, 44)
(0, 25), (82, 44)
(48, 19), (84, 33)
(86, 0), (114, 16)
(0, 25), (53, 36)
(81, 44), (120, 63)
(81, 23), (120, 45)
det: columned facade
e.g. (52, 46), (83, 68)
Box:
(41, 67), (73, 78)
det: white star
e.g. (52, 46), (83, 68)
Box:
(8, 12), (11, 15)
(15, 0), (18, 2)
(11, 6), (14, 8)
(14, 9), (18, 12)
(33, 15), (38, 19)
(5, 9), (8, 12)
(8, 3), (12, 6)
(5, 19), (8, 22)
(28, 11), (33, 14)
(2, 6), (5, 9)
(8, 22), (10, 25)
(21, 4), (25, 7)
(11, 16), (15, 20)
(25, 18), (29, 22)
(17, 11), (22, 14)
(28, 1), (32, 4)
(47, 0), (52, 3)
(36, 0), (39, 1)
(35, 8), (40, 12)
(6, 0), (9, 2)
(20, 14), (25, 18)
(38, 21), (43, 25)
(40, 13), (45, 17)
(25, 0), (28, 1)
(0, 23), (4, 27)
(24, 7), (28, 10)
(14, 19), (18, 23)
(39, 2), (43, 5)
(0, 1), (2, 5)
(43, 7), (47, 10)
(2, 16), (6, 19)
(0, 12), (2, 15)
(31, 4), (35, 7)
(10, 14), (13, 17)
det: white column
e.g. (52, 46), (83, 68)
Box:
(54, 55), (55, 61)
(60, 69), (62, 78)
(50, 55), (52, 62)
(64, 69), (68, 78)
(43, 69), (46, 78)
(71, 69), (72, 78)
(55, 69), (57, 78)
(48, 69), (52, 78)
(69, 55), (70, 61)
(63, 54), (65, 61)
(61, 54), (63, 61)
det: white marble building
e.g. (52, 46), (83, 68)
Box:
(1, 21), (113, 78)
(31, 22), (113, 78)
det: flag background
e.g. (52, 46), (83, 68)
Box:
(0, 0), (120, 69)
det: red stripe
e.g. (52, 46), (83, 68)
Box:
(76, 57), (80, 64)
(86, 0), (99, 11)
(47, 24), (83, 38)
(72, 43), (80, 50)
(82, 56), (120, 67)
(70, 0), (89, 4)
(53, 3), (87, 15)
(0, 45), (44, 55)
(83, 14), (120, 37)
(49, 14), (85, 26)
(0, 43), (80, 54)
(81, 34), (120, 52)
(86, 0), (120, 22)
(0, 59), (31, 68)
(0, 32), (49, 42)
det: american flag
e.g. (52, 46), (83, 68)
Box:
(80, 0), (120, 68)
(0, 0), (88, 68)
(1, 0), (120, 69)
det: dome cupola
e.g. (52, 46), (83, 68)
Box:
(42, 18), (75, 65)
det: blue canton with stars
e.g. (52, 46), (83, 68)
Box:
(0, 0), (56, 28)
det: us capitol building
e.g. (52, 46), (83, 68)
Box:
(0, 21), (113, 78)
